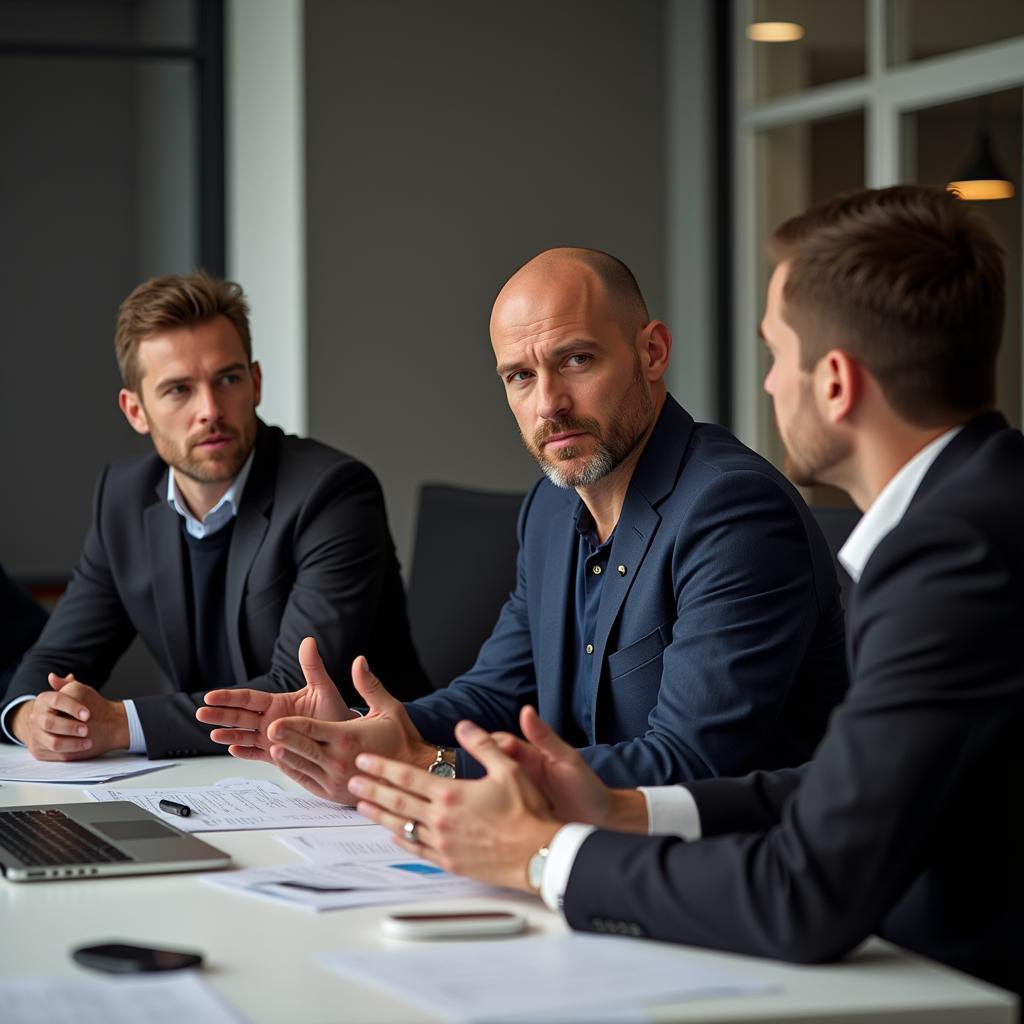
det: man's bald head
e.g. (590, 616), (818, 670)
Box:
(493, 247), (650, 340)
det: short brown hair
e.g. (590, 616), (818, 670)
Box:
(115, 271), (252, 391)
(770, 185), (1005, 426)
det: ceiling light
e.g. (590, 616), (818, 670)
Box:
(746, 21), (805, 43)
(947, 127), (1015, 202)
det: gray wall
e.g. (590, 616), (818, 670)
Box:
(304, 0), (669, 571)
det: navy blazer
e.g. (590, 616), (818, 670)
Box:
(3, 422), (429, 757)
(564, 413), (1024, 994)
(406, 397), (848, 785)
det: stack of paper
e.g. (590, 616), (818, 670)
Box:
(201, 822), (494, 910)
(0, 749), (175, 784)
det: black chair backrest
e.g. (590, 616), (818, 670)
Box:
(406, 484), (526, 689)
(810, 505), (861, 618)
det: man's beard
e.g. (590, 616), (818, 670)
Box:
(148, 421), (253, 485)
(524, 374), (655, 490)
(779, 390), (849, 488)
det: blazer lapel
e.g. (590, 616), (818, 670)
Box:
(536, 492), (579, 734)
(224, 428), (275, 683)
(144, 477), (192, 687)
(588, 397), (693, 694)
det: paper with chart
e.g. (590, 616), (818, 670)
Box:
(0, 748), (175, 784)
(0, 971), (246, 1024)
(202, 857), (495, 911)
(320, 934), (776, 1023)
(86, 778), (370, 831)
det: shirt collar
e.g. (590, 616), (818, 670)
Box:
(166, 447), (255, 540)
(838, 427), (962, 583)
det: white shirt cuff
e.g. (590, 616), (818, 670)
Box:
(638, 785), (702, 840)
(122, 700), (147, 754)
(1, 695), (35, 744)
(540, 823), (596, 912)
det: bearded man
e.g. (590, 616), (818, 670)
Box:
(2, 272), (429, 760)
(200, 248), (848, 793)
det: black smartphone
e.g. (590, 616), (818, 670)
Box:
(72, 942), (203, 974)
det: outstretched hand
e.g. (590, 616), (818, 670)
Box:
(196, 636), (355, 762)
(264, 653), (436, 804)
(348, 717), (562, 891)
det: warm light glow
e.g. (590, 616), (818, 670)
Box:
(746, 21), (805, 42)
(947, 179), (1015, 201)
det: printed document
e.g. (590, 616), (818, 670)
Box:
(203, 859), (494, 911)
(277, 824), (407, 862)
(86, 779), (369, 832)
(0, 971), (245, 1024)
(319, 934), (775, 1022)
(0, 749), (175, 784)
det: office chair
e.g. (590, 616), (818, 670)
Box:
(406, 484), (526, 689)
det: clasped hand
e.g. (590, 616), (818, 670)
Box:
(12, 673), (129, 761)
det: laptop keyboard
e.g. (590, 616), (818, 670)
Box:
(0, 809), (133, 867)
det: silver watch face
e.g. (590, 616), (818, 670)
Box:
(428, 758), (456, 779)
(527, 850), (547, 892)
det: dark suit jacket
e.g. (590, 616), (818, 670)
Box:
(407, 397), (848, 785)
(0, 564), (48, 699)
(565, 413), (1024, 995)
(3, 422), (429, 757)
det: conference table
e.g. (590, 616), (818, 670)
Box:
(0, 756), (1017, 1023)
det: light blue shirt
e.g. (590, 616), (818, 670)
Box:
(2, 450), (255, 753)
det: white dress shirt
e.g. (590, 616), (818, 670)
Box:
(2, 452), (254, 752)
(540, 426), (962, 915)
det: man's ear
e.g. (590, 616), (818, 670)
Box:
(818, 349), (861, 424)
(639, 321), (672, 382)
(118, 389), (151, 435)
(250, 361), (262, 407)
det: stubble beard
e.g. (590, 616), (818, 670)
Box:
(147, 417), (255, 485)
(779, 389), (849, 489)
(525, 371), (655, 490)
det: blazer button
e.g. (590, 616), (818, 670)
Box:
(617, 564), (627, 576)
(585, 643), (594, 655)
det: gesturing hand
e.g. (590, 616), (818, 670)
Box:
(348, 718), (563, 891)
(265, 655), (435, 804)
(12, 673), (129, 761)
(196, 636), (355, 762)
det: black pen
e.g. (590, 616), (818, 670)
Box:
(158, 799), (192, 817)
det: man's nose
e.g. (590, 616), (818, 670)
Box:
(196, 384), (223, 422)
(535, 374), (571, 421)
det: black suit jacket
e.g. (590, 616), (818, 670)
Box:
(3, 422), (429, 757)
(564, 413), (1024, 995)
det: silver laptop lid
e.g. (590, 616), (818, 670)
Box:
(0, 800), (231, 882)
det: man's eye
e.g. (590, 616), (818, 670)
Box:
(220, 374), (241, 385)
(565, 354), (591, 368)
(166, 385), (188, 397)
(507, 370), (533, 384)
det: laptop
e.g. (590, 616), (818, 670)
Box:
(0, 800), (231, 881)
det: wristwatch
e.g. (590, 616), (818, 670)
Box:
(527, 845), (550, 894)
(427, 747), (457, 779)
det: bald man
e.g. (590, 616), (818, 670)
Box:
(199, 248), (848, 796)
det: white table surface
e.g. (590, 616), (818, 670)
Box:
(0, 756), (1017, 1023)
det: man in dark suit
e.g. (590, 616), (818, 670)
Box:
(2, 272), (428, 760)
(346, 186), (1023, 996)
(199, 248), (847, 792)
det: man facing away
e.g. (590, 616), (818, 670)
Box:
(199, 248), (848, 791)
(2, 272), (429, 761)
(348, 186), (1023, 996)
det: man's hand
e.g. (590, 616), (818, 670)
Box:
(11, 673), (129, 761)
(348, 718), (562, 891)
(493, 706), (648, 832)
(264, 653), (436, 804)
(197, 636), (356, 762)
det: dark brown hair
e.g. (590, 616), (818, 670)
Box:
(115, 271), (252, 391)
(770, 185), (1005, 426)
